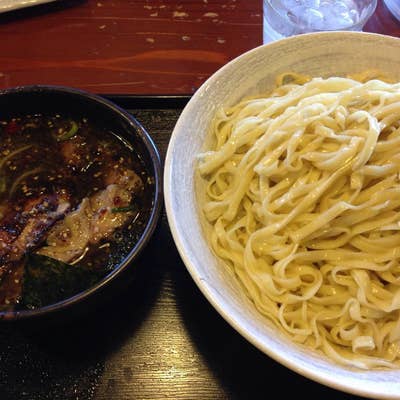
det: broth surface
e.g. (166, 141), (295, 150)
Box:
(0, 114), (152, 310)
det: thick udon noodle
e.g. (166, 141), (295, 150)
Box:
(197, 75), (400, 369)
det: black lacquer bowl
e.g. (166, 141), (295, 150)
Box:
(0, 85), (162, 322)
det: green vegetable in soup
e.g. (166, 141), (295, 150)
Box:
(21, 254), (105, 309)
(57, 120), (79, 141)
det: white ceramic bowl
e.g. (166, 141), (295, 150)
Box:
(164, 31), (400, 399)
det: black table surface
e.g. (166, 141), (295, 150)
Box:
(0, 98), (369, 400)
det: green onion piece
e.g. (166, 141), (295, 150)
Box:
(9, 167), (43, 196)
(0, 144), (33, 171)
(58, 121), (78, 141)
(111, 205), (137, 213)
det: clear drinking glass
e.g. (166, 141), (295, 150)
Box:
(383, 0), (400, 22)
(263, 0), (378, 43)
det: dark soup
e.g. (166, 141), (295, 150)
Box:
(0, 114), (152, 310)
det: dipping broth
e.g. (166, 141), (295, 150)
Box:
(0, 114), (153, 310)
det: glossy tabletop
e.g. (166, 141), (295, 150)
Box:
(0, 0), (398, 95)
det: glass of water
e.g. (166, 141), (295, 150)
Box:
(263, 0), (378, 43)
(383, 0), (400, 22)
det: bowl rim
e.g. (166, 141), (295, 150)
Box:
(164, 31), (400, 399)
(0, 84), (163, 321)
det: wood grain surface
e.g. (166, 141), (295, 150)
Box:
(0, 0), (262, 94)
(0, 105), (370, 400)
(0, 0), (398, 95)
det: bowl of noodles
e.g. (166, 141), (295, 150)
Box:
(164, 31), (400, 398)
